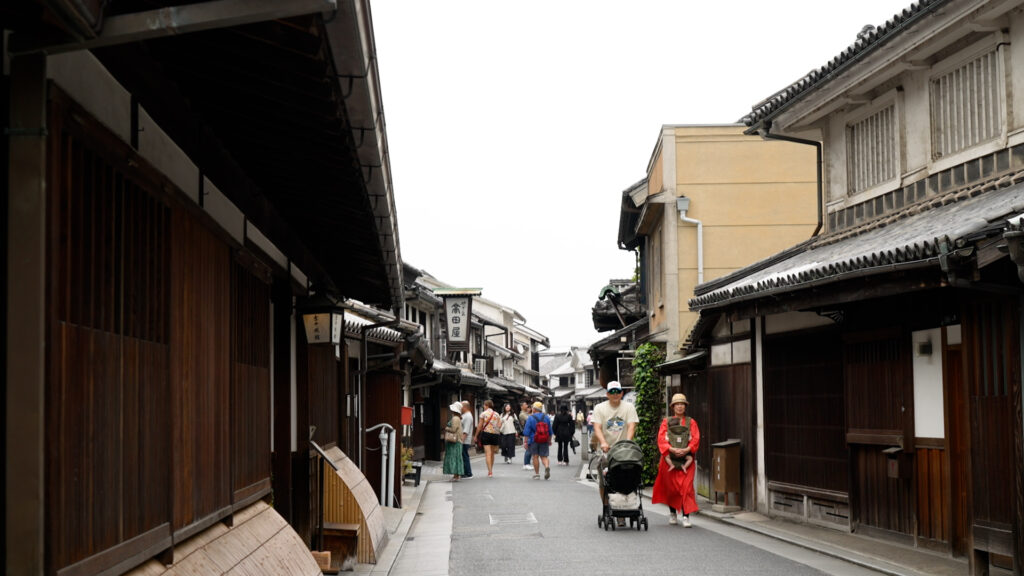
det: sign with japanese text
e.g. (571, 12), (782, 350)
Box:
(444, 296), (471, 352)
(303, 311), (342, 345)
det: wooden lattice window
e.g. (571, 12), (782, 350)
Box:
(930, 49), (1001, 158)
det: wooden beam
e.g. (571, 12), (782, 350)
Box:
(10, 0), (338, 55)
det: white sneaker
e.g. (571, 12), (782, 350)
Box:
(523, 464), (532, 470)
(682, 516), (692, 528)
(668, 512), (678, 525)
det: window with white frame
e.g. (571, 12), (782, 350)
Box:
(847, 104), (897, 194)
(930, 47), (1001, 159)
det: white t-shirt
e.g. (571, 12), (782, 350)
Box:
(592, 399), (639, 447)
(461, 411), (475, 445)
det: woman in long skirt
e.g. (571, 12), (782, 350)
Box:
(651, 394), (700, 527)
(443, 401), (465, 480)
(499, 403), (517, 463)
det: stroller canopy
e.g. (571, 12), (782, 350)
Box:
(605, 440), (644, 494)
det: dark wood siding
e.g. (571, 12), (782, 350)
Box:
(308, 345), (340, 449)
(963, 295), (1020, 558)
(170, 208), (232, 532)
(764, 330), (847, 493)
(679, 371), (710, 495)
(231, 262), (271, 503)
(42, 72), (284, 576)
(709, 363), (755, 509)
(844, 330), (912, 536)
(47, 91), (173, 573)
(914, 442), (949, 543)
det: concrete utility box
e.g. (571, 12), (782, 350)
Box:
(712, 439), (741, 512)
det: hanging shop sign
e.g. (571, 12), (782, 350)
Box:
(436, 289), (482, 353)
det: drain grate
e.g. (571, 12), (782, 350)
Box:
(488, 512), (537, 526)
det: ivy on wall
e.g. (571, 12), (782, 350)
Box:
(632, 342), (665, 486)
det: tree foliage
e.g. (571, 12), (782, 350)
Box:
(632, 343), (665, 486)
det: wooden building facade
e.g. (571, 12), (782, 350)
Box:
(674, 2), (1024, 573)
(4, 2), (406, 575)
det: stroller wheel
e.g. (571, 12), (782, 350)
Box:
(597, 515), (603, 528)
(643, 518), (649, 531)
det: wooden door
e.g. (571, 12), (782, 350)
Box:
(844, 330), (913, 537)
(962, 296), (1020, 573)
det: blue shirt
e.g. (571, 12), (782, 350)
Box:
(523, 412), (551, 443)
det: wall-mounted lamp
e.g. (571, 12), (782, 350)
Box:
(299, 292), (344, 346)
(915, 340), (933, 357)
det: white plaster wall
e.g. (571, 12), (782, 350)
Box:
(912, 327), (944, 438)
(1011, 11), (1024, 135)
(137, 106), (199, 203)
(765, 311), (833, 334)
(903, 69), (932, 174)
(47, 51), (131, 144)
(826, 114), (847, 206)
(203, 178), (244, 245)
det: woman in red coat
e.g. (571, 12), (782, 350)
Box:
(651, 393), (700, 527)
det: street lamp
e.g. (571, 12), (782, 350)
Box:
(300, 292), (344, 345)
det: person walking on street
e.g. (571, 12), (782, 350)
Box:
(523, 401), (553, 480)
(576, 409), (585, 430)
(519, 401), (532, 470)
(553, 405), (575, 466)
(652, 393), (701, 527)
(473, 399), (501, 477)
(592, 381), (638, 525)
(499, 403), (518, 463)
(460, 401), (475, 479)
(442, 402), (464, 481)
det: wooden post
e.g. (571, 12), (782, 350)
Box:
(6, 52), (47, 576)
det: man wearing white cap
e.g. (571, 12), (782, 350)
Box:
(591, 381), (638, 453)
(591, 381), (638, 525)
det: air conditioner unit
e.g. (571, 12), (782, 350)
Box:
(473, 358), (488, 375)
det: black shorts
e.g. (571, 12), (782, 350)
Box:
(480, 431), (501, 446)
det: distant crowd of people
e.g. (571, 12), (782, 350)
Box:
(440, 380), (701, 529)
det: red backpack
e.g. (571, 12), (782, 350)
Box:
(532, 414), (551, 444)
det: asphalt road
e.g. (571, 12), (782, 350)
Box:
(445, 448), (885, 576)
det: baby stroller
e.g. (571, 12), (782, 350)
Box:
(597, 440), (648, 531)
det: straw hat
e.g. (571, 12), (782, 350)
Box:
(532, 401), (544, 411)
(449, 401), (463, 413)
(670, 393), (689, 407)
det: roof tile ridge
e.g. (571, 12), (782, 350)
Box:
(813, 169), (1024, 249)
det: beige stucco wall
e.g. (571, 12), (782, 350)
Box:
(670, 126), (818, 352)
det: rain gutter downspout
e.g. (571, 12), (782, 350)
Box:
(676, 197), (704, 284)
(759, 120), (823, 237)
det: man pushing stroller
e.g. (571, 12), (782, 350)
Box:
(591, 381), (639, 526)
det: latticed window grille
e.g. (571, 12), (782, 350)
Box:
(847, 105), (896, 193)
(930, 49), (1001, 158)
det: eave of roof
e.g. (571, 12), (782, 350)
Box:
(741, 0), (951, 131)
(78, 1), (404, 309)
(691, 173), (1024, 311)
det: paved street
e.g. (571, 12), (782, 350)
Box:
(393, 442), (891, 576)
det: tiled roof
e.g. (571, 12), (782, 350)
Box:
(344, 314), (404, 344)
(741, 0), (950, 129)
(691, 172), (1024, 310)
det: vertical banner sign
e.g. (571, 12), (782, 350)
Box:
(444, 296), (472, 352)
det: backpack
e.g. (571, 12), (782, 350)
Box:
(532, 414), (551, 444)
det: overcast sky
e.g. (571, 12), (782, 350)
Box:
(370, 0), (915, 349)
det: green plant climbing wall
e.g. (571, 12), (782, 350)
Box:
(632, 342), (665, 486)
